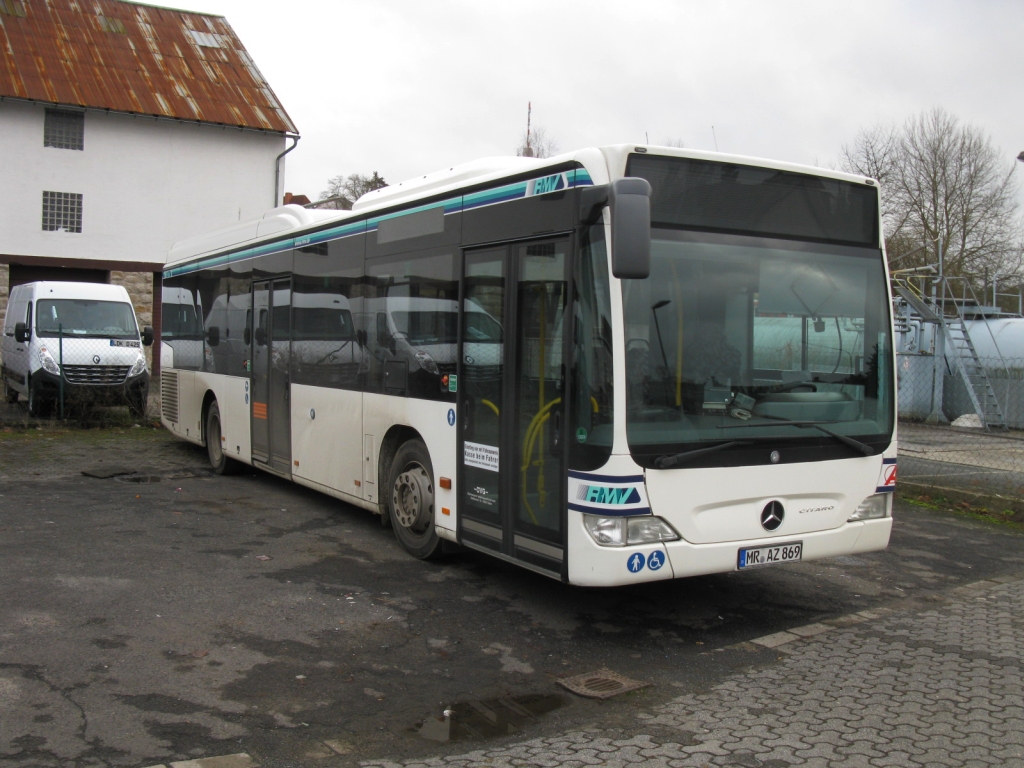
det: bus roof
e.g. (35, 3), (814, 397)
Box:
(166, 145), (877, 270)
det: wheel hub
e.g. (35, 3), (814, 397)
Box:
(392, 466), (433, 531)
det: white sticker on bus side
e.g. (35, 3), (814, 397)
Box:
(464, 441), (499, 472)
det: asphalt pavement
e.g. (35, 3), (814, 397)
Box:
(1, 426), (1022, 768)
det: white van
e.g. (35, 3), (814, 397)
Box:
(1, 281), (153, 417)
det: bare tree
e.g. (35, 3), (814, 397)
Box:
(314, 171), (388, 210)
(662, 137), (686, 148)
(841, 108), (1022, 278)
(516, 126), (559, 159)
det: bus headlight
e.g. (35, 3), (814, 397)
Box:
(38, 347), (60, 375)
(582, 514), (680, 547)
(848, 493), (892, 521)
(129, 355), (148, 377)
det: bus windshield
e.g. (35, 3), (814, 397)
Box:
(35, 299), (139, 339)
(621, 230), (893, 461)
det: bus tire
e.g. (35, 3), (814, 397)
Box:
(205, 401), (241, 475)
(387, 438), (443, 560)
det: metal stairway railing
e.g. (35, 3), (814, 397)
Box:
(893, 276), (1009, 431)
(937, 278), (1008, 431)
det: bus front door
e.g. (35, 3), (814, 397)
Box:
(460, 238), (569, 576)
(251, 279), (292, 475)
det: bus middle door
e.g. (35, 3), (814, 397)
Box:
(250, 278), (292, 475)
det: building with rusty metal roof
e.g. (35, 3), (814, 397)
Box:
(0, 0), (301, 381)
(0, 0), (297, 133)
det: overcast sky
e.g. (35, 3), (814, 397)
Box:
(181, 0), (1024, 201)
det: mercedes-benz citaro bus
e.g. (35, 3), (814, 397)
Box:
(161, 145), (896, 586)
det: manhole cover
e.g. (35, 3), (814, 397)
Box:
(556, 668), (650, 700)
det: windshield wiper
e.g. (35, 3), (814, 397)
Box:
(718, 419), (874, 456)
(654, 440), (753, 469)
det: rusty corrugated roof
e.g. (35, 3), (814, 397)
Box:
(0, 0), (297, 133)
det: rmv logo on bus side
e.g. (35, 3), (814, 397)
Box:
(576, 485), (641, 505)
(534, 174), (565, 194)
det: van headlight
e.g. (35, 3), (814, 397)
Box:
(129, 355), (148, 377)
(414, 350), (439, 375)
(582, 514), (680, 547)
(38, 346), (61, 375)
(848, 493), (892, 521)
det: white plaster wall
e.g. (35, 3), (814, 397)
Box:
(0, 101), (286, 266)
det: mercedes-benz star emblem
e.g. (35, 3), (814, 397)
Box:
(761, 501), (784, 531)
(92, 355), (101, 364)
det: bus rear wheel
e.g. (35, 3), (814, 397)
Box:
(206, 401), (241, 475)
(388, 439), (443, 560)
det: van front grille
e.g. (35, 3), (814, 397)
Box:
(62, 365), (130, 384)
(161, 372), (179, 423)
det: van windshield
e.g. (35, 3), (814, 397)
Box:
(35, 299), (139, 339)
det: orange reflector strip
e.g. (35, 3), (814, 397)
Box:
(252, 402), (268, 419)
(354, 479), (361, 487)
(439, 477), (452, 489)
(441, 507), (450, 515)
(294, 460), (299, 466)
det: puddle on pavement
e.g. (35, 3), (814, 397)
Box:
(115, 475), (162, 484)
(415, 694), (565, 743)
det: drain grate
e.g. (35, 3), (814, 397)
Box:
(556, 668), (650, 700)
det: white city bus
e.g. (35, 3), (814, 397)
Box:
(161, 145), (896, 586)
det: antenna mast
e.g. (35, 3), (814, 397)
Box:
(523, 102), (534, 157)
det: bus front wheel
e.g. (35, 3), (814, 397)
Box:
(388, 439), (443, 560)
(206, 401), (241, 475)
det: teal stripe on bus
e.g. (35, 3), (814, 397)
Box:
(165, 165), (592, 276)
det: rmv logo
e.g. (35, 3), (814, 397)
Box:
(533, 174), (565, 194)
(577, 485), (641, 505)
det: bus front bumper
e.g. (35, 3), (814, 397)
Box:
(566, 510), (892, 587)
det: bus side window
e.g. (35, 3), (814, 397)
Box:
(376, 313), (392, 354)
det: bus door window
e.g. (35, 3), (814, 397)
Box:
(515, 240), (567, 538)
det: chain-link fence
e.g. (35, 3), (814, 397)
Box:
(897, 352), (1024, 501)
(1, 326), (152, 425)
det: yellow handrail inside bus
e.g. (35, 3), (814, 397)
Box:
(520, 397), (561, 525)
(481, 399), (500, 417)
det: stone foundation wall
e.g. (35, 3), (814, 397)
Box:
(110, 271), (156, 370)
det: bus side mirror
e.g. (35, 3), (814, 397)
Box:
(14, 322), (29, 343)
(356, 329), (367, 347)
(142, 326), (154, 346)
(206, 326), (220, 347)
(610, 177), (651, 279)
(254, 327), (266, 346)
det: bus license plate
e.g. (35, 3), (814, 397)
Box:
(738, 541), (803, 569)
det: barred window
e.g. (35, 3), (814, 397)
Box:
(44, 109), (84, 150)
(42, 192), (83, 233)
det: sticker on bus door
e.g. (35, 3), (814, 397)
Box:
(464, 441), (499, 472)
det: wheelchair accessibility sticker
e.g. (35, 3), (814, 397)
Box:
(647, 551), (665, 571)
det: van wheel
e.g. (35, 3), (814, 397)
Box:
(388, 439), (443, 560)
(127, 389), (148, 420)
(27, 381), (51, 417)
(206, 401), (241, 475)
(4, 381), (17, 404)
